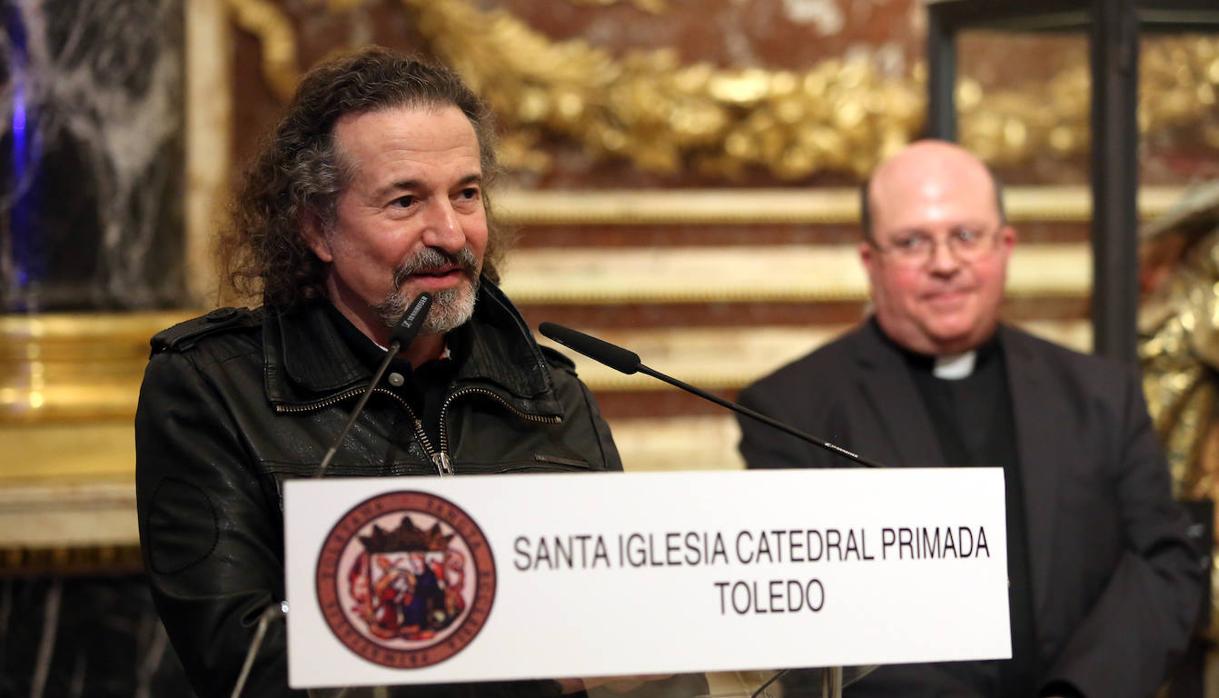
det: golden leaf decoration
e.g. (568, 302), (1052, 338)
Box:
(226, 0), (1219, 179)
(564, 0), (669, 14)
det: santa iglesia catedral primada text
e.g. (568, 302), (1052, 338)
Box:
(513, 525), (993, 571)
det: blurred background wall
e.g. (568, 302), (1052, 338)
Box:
(1, 0), (1218, 694)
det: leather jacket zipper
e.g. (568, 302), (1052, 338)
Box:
(432, 451), (454, 476)
(438, 386), (563, 462)
(274, 386), (445, 475)
(276, 385), (562, 478)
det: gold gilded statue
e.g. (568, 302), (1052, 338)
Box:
(1139, 181), (1219, 638)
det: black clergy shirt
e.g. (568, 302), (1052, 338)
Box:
(893, 329), (1039, 698)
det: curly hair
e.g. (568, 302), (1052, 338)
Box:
(218, 47), (510, 307)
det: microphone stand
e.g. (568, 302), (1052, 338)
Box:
(642, 349), (863, 696)
(539, 323), (869, 698)
(314, 341), (405, 479)
(748, 665), (842, 698)
(317, 292), (433, 480)
(229, 294), (433, 698)
(538, 322), (885, 469)
(230, 604), (286, 698)
(635, 363), (884, 469)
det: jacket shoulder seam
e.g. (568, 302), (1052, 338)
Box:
(151, 307), (260, 355)
(539, 345), (578, 373)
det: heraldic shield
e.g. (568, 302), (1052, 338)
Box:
(350, 516), (470, 641)
(317, 491), (496, 668)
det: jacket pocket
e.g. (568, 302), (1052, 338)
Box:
(470, 455), (596, 474)
(529, 453), (592, 469)
(259, 459), (437, 509)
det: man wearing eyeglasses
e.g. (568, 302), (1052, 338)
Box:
(736, 140), (1201, 698)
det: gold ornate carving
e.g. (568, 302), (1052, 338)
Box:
(959, 37), (1219, 166)
(0, 242), (1090, 428)
(0, 312), (193, 424)
(1140, 185), (1219, 500)
(224, 0), (301, 101)
(0, 314), (182, 561)
(1138, 183), (1219, 639)
(0, 545), (143, 575)
(496, 185), (1187, 226)
(223, 0), (1219, 178)
(401, 0), (918, 177)
(564, 0), (669, 13)
(500, 243), (1089, 305)
(0, 463), (142, 566)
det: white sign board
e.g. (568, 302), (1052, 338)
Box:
(284, 468), (1010, 689)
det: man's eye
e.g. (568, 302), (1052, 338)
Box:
(457, 187), (480, 201)
(954, 228), (983, 245)
(893, 236), (927, 251)
(390, 195), (416, 209)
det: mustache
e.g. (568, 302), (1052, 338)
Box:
(391, 247), (479, 288)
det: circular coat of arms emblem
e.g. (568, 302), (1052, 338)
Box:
(316, 491), (496, 668)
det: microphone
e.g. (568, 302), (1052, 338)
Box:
(314, 291), (433, 479)
(541, 323), (642, 374)
(538, 322), (883, 469)
(389, 290), (433, 347)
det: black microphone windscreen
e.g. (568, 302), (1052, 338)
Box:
(389, 293), (433, 348)
(538, 322), (641, 375)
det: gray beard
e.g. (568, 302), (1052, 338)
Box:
(372, 279), (479, 334)
(371, 247), (481, 334)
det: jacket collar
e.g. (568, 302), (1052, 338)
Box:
(850, 318), (1060, 617)
(849, 318), (946, 467)
(997, 324), (1060, 618)
(262, 279), (562, 417)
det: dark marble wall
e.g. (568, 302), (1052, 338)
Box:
(0, 0), (186, 312)
(0, 0), (195, 693)
(0, 576), (194, 697)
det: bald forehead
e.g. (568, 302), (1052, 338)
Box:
(865, 141), (1002, 234)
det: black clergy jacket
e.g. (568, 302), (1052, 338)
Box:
(736, 319), (1202, 698)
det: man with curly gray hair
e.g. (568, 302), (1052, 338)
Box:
(219, 46), (511, 338)
(134, 47), (626, 697)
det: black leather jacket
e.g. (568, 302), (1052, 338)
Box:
(135, 281), (622, 697)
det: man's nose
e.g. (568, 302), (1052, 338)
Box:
(420, 199), (466, 251)
(926, 238), (962, 274)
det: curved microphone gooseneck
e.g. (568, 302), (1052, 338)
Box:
(537, 322), (884, 469)
(230, 293), (434, 698)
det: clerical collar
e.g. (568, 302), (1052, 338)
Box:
(873, 317), (1000, 379)
(934, 351), (976, 380)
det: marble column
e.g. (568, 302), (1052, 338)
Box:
(0, 0), (186, 312)
(0, 1), (196, 695)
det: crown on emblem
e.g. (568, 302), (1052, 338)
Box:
(360, 515), (454, 553)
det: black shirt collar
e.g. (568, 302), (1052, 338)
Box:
(264, 280), (564, 418)
(869, 316), (1001, 375)
(322, 301), (464, 379)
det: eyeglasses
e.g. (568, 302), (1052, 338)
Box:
(871, 226), (1000, 268)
